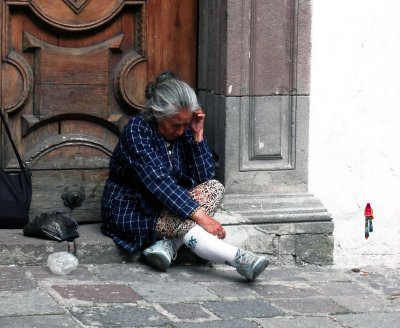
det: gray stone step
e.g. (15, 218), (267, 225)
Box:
(222, 193), (332, 223)
(0, 224), (133, 266)
(0, 207), (334, 266)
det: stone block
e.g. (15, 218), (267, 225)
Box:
(297, 0), (312, 94)
(51, 284), (141, 303)
(160, 303), (212, 321)
(0, 315), (80, 328)
(258, 221), (334, 235)
(0, 245), (14, 265)
(278, 235), (296, 255)
(203, 299), (284, 319)
(74, 224), (137, 264)
(334, 313), (400, 328)
(224, 225), (276, 254)
(0, 230), (68, 265)
(0, 266), (36, 292)
(254, 316), (343, 328)
(70, 305), (169, 327)
(276, 254), (296, 266)
(271, 296), (349, 315)
(174, 319), (260, 328)
(131, 282), (220, 303)
(295, 234), (334, 265)
(0, 290), (64, 316)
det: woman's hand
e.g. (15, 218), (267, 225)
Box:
(191, 208), (226, 239)
(191, 108), (205, 142)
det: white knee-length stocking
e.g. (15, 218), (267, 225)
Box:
(182, 225), (238, 265)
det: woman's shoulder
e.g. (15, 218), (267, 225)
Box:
(124, 115), (154, 135)
(127, 115), (148, 127)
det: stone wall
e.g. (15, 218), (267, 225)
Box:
(198, 0), (333, 264)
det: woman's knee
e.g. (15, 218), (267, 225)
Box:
(207, 179), (225, 199)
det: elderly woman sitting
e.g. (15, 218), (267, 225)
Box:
(101, 72), (269, 281)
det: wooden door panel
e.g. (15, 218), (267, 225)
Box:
(31, 170), (109, 222)
(1, 0), (198, 222)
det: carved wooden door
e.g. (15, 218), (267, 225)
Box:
(0, 0), (198, 222)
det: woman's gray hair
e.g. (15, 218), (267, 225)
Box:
(143, 73), (199, 121)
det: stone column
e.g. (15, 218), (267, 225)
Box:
(198, 0), (333, 265)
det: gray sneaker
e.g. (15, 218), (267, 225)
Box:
(142, 239), (177, 271)
(233, 249), (269, 281)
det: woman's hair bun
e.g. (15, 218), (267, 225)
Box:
(155, 71), (177, 84)
(145, 71), (177, 100)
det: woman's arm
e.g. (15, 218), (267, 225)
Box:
(184, 109), (216, 183)
(191, 207), (226, 239)
(119, 117), (200, 220)
(191, 109), (205, 142)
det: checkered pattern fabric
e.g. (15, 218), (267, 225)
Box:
(101, 115), (216, 253)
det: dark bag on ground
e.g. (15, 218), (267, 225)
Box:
(0, 109), (32, 229)
(23, 211), (79, 242)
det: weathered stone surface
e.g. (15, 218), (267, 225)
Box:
(160, 303), (212, 320)
(312, 280), (374, 296)
(334, 312), (400, 328)
(51, 284), (141, 303)
(204, 299), (284, 319)
(223, 225), (276, 255)
(201, 282), (258, 300)
(295, 234), (334, 265)
(0, 214), (333, 267)
(0, 230), (68, 265)
(331, 295), (392, 313)
(199, 0), (311, 96)
(271, 297), (349, 315)
(174, 319), (260, 328)
(251, 283), (322, 299)
(26, 264), (97, 281)
(222, 193), (332, 223)
(278, 235), (297, 256)
(0, 315), (80, 328)
(258, 221), (334, 235)
(0, 224), (137, 266)
(0, 290), (64, 316)
(74, 223), (138, 264)
(0, 266), (36, 291)
(70, 305), (169, 327)
(131, 281), (220, 303)
(297, 0), (312, 94)
(254, 316), (342, 328)
(1, 262), (400, 327)
(0, 246), (14, 265)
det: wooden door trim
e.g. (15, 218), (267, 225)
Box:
(28, 0), (145, 31)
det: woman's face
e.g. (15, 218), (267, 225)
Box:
(156, 109), (193, 141)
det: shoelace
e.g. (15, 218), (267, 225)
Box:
(234, 249), (256, 267)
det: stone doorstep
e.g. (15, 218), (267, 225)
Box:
(0, 224), (124, 266)
(0, 210), (334, 266)
(0, 210), (239, 266)
(0, 223), (216, 266)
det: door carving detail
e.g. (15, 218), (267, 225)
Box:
(63, 0), (91, 15)
(1, 51), (33, 113)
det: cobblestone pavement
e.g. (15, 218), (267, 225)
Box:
(0, 260), (399, 328)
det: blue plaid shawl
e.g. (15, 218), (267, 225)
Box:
(101, 115), (215, 253)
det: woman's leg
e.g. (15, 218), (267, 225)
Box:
(144, 180), (269, 280)
(182, 224), (237, 264)
(143, 180), (224, 270)
(155, 179), (224, 240)
(182, 224), (269, 281)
